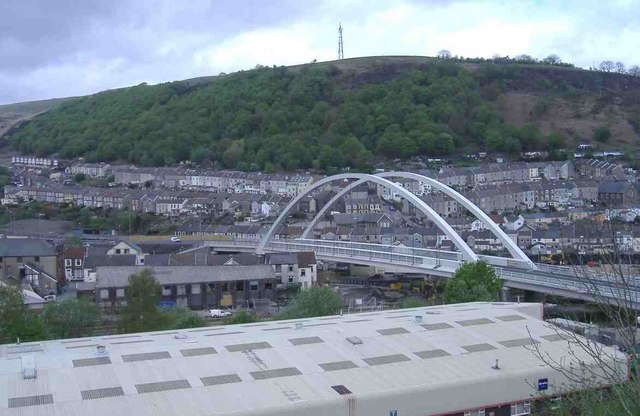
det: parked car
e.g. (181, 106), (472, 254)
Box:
(170, 236), (181, 242)
(209, 309), (232, 318)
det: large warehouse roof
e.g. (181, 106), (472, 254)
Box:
(0, 302), (627, 416)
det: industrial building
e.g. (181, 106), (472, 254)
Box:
(0, 302), (627, 416)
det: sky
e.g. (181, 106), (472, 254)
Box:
(1, 0), (639, 105)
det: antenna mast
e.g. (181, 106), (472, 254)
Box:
(338, 23), (344, 60)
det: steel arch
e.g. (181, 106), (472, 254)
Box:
(376, 171), (533, 266)
(256, 173), (478, 261)
(300, 172), (534, 268)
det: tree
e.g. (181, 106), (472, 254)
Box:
(629, 65), (640, 77)
(443, 261), (502, 304)
(599, 60), (615, 72)
(64, 234), (83, 248)
(280, 287), (342, 319)
(515, 54), (534, 63)
(615, 61), (626, 74)
(0, 285), (46, 343)
(42, 299), (101, 339)
(117, 269), (167, 333)
(73, 173), (86, 183)
(542, 54), (562, 65)
(528, 236), (640, 415)
(437, 50), (452, 59)
(594, 125), (612, 143)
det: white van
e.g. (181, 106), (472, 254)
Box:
(209, 309), (232, 318)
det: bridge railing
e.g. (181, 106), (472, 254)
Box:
(293, 238), (462, 260)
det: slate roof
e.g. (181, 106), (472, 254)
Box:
(96, 265), (276, 288)
(84, 255), (137, 269)
(296, 252), (317, 268)
(0, 238), (57, 257)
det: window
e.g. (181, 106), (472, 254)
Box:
(115, 249), (121, 254)
(162, 286), (172, 296)
(510, 402), (531, 416)
(124, 249), (130, 254)
(221, 282), (229, 292)
(288, 277), (294, 283)
(75, 259), (82, 267)
(191, 284), (201, 295)
(65, 259), (73, 267)
(250, 281), (259, 291)
(236, 281), (244, 291)
(0, 257), (2, 263)
(100, 289), (109, 300)
(288, 265), (294, 272)
(16, 257), (23, 262)
(177, 285), (186, 296)
(300, 269), (306, 277)
(264, 282), (273, 290)
(65, 268), (72, 277)
(464, 410), (485, 416)
(32, 256), (40, 262)
(116, 288), (125, 298)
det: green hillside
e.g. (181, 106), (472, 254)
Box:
(8, 56), (640, 171)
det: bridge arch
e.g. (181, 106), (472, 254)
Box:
(256, 173), (478, 261)
(302, 171), (533, 267)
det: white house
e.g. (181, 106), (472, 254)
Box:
(107, 241), (143, 256)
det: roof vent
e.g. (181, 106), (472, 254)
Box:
(346, 336), (363, 345)
(174, 333), (188, 340)
(295, 323), (303, 330)
(96, 345), (107, 355)
(414, 315), (423, 323)
(21, 355), (37, 380)
(492, 359), (501, 370)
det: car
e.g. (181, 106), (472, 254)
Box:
(209, 309), (232, 318)
(44, 294), (57, 302)
(170, 236), (181, 242)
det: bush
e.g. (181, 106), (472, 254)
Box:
(594, 126), (611, 143)
(400, 297), (428, 309)
(279, 287), (342, 319)
(162, 307), (207, 329)
(224, 310), (259, 325)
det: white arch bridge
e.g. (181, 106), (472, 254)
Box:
(207, 172), (640, 309)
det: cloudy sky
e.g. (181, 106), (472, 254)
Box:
(1, 0), (639, 105)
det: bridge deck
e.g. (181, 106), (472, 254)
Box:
(205, 239), (640, 309)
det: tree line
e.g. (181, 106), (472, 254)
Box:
(10, 59), (585, 172)
(437, 49), (640, 76)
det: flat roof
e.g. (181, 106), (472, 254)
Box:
(0, 302), (626, 416)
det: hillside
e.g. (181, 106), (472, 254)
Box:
(6, 56), (640, 171)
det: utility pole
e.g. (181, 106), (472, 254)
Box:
(338, 23), (344, 60)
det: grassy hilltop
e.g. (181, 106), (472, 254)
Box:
(5, 56), (640, 171)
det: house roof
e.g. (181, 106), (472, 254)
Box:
(0, 238), (57, 257)
(84, 255), (137, 269)
(265, 252), (298, 265)
(96, 265), (276, 288)
(296, 252), (317, 268)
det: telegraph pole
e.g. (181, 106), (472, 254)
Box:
(338, 23), (344, 60)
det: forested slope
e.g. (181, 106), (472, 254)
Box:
(8, 56), (640, 171)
